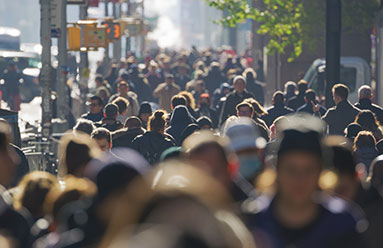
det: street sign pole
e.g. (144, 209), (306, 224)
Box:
(56, 0), (69, 129)
(104, 0), (110, 60)
(79, 3), (89, 114)
(113, 1), (122, 60)
(40, 0), (53, 138)
(325, 0), (341, 108)
(126, 0), (132, 57)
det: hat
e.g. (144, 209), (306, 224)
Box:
(224, 117), (266, 152)
(139, 102), (153, 115)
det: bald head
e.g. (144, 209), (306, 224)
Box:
(358, 85), (372, 100)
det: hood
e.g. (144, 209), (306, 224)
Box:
(170, 105), (194, 126)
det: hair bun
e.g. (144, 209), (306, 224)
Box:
(154, 111), (164, 119)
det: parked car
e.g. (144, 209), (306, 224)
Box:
(304, 57), (371, 104)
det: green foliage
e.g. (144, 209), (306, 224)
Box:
(205, 0), (379, 62)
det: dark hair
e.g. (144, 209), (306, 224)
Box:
(243, 98), (267, 116)
(305, 89), (316, 102)
(273, 91), (285, 105)
(197, 116), (213, 129)
(104, 103), (119, 118)
(118, 80), (129, 88)
(124, 116), (142, 129)
(355, 110), (381, 131)
(149, 110), (167, 133)
(235, 101), (254, 113)
(95, 75), (104, 83)
(354, 131), (376, 151)
(90, 95), (104, 107)
(73, 119), (96, 135)
(332, 84), (349, 100)
(171, 95), (187, 108)
(112, 97), (129, 114)
(91, 127), (111, 144)
(65, 141), (93, 175)
(297, 80), (308, 95)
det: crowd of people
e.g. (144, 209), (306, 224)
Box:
(1, 47), (383, 248)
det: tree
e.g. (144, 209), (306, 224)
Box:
(205, 0), (379, 62)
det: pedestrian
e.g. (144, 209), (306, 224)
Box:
(96, 103), (123, 132)
(353, 131), (378, 173)
(287, 79), (308, 111)
(247, 125), (367, 248)
(153, 74), (180, 113)
(243, 68), (264, 106)
(179, 91), (199, 119)
(112, 97), (129, 124)
(219, 75), (255, 126)
(284, 81), (297, 102)
(297, 89), (327, 116)
(81, 96), (104, 123)
(204, 61), (225, 94)
(138, 102), (153, 130)
(236, 101), (269, 141)
(322, 84), (361, 135)
(262, 91), (294, 127)
(2, 63), (22, 111)
(355, 110), (383, 142)
(166, 105), (195, 146)
(73, 119), (96, 136)
(195, 93), (218, 128)
(112, 117), (145, 149)
(109, 81), (139, 117)
(355, 85), (383, 125)
(132, 110), (175, 164)
(91, 127), (112, 152)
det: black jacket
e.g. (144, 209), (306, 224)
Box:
(166, 106), (195, 145)
(81, 111), (104, 123)
(219, 90), (255, 126)
(297, 102), (327, 116)
(112, 127), (145, 149)
(355, 99), (383, 125)
(262, 104), (294, 127)
(287, 94), (306, 111)
(322, 100), (360, 135)
(96, 118), (123, 132)
(131, 131), (175, 164)
(195, 106), (219, 128)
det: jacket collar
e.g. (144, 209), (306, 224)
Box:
(359, 98), (372, 106)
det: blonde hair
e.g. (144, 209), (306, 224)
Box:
(148, 110), (167, 133)
(179, 91), (196, 109)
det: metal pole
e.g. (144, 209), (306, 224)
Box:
(126, 0), (132, 57)
(113, 1), (122, 60)
(105, 0), (110, 60)
(377, 1), (383, 106)
(56, 0), (69, 126)
(79, 3), (89, 114)
(40, 0), (52, 138)
(325, 0), (341, 108)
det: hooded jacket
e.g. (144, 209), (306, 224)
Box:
(166, 105), (195, 145)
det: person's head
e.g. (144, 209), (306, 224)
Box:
(243, 98), (267, 116)
(124, 116), (142, 129)
(276, 129), (323, 205)
(104, 103), (119, 119)
(95, 75), (104, 87)
(165, 74), (174, 84)
(236, 101), (254, 118)
(367, 156), (383, 197)
(198, 93), (211, 108)
(197, 116), (213, 130)
(73, 119), (96, 136)
(112, 97), (129, 115)
(89, 95), (104, 114)
(243, 68), (256, 81)
(297, 80), (308, 95)
(345, 123), (362, 142)
(270, 116), (287, 140)
(353, 131), (376, 152)
(117, 81), (129, 96)
(148, 110), (167, 133)
(304, 89), (316, 103)
(358, 85), (372, 100)
(194, 80), (205, 93)
(171, 95), (187, 109)
(284, 81), (297, 95)
(91, 128), (112, 152)
(179, 91), (196, 109)
(14, 171), (59, 219)
(324, 137), (359, 201)
(224, 118), (266, 181)
(184, 131), (232, 188)
(272, 91), (285, 106)
(233, 76), (246, 94)
(355, 110), (380, 131)
(332, 84), (349, 105)
(58, 132), (101, 178)
(138, 102), (153, 124)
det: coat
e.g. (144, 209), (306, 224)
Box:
(131, 131), (175, 164)
(153, 82), (181, 113)
(322, 100), (360, 135)
(166, 105), (195, 145)
(262, 104), (294, 127)
(219, 90), (255, 126)
(112, 127), (145, 149)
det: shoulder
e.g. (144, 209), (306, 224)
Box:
(128, 91), (138, 98)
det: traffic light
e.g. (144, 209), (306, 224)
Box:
(67, 26), (81, 51)
(102, 21), (121, 41)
